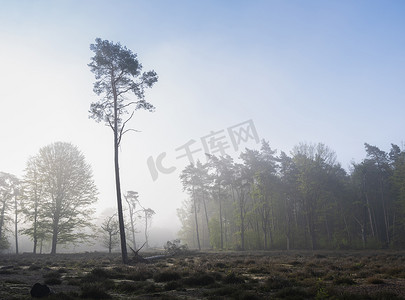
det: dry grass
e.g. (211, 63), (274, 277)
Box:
(0, 250), (405, 299)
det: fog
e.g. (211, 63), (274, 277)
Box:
(1, 1), (405, 254)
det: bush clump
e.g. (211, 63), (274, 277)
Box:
(164, 239), (188, 256)
(43, 270), (62, 285)
(366, 277), (385, 284)
(223, 272), (245, 284)
(263, 276), (293, 290)
(333, 276), (356, 285)
(154, 270), (182, 282)
(81, 283), (112, 299)
(182, 273), (215, 286)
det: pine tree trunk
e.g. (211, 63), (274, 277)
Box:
(193, 186), (201, 250)
(113, 81), (128, 264)
(144, 212), (149, 249)
(364, 174), (375, 237)
(14, 194), (18, 254)
(0, 200), (6, 242)
(202, 194), (210, 247)
(219, 195), (223, 249)
(130, 210), (136, 250)
(239, 191), (245, 251)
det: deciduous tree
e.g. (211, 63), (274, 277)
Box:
(21, 157), (44, 254)
(0, 172), (19, 250)
(100, 214), (120, 253)
(25, 142), (97, 254)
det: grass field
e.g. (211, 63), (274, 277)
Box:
(1, 250), (405, 299)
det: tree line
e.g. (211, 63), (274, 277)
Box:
(178, 141), (405, 250)
(0, 141), (154, 254)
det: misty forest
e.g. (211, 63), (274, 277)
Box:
(178, 141), (405, 251)
(1, 36), (405, 299)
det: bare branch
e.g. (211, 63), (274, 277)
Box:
(118, 111), (135, 145)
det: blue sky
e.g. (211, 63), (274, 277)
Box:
(1, 0), (404, 242)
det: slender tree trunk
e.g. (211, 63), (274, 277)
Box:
(14, 194), (18, 254)
(362, 205), (368, 247)
(343, 215), (351, 245)
(392, 212), (396, 246)
(285, 196), (291, 251)
(239, 191), (245, 251)
(219, 194), (223, 250)
(109, 233), (112, 254)
(363, 175), (375, 237)
(0, 200), (6, 242)
(125, 197), (137, 250)
(202, 193), (210, 247)
(51, 218), (58, 254)
(144, 212), (149, 249)
(360, 223), (366, 248)
(51, 197), (62, 255)
(130, 211), (136, 250)
(113, 81), (128, 264)
(33, 202), (38, 254)
(263, 219), (268, 250)
(306, 209), (317, 250)
(380, 179), (390, 244)
(192, 186), (201, 250)
(325, 216), (331, 245)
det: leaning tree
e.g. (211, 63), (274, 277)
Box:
(88, 38), (158, 264)
(25, 142), (98, 254)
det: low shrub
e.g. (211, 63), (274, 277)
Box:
(366, 277), (385, 284)
(43, 270), (62, 285)
(333, 276), (356, 285)
(81, 283), (112, 299)
(125, 267), (154, 281)
(275, 287), (313, 299)
(154, 270), (182, 282)
(223, 272), (245, 284)
(182, 273), (215, 286)
(263, 276), (293, 290)
(28, 264), (42, 271)
(164, 281), (181, 290)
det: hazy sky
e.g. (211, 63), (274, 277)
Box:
(1, 0), (404, 236)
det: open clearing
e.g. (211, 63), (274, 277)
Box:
(1, 250), (405, 299)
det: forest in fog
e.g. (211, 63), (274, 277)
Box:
(0, 142), (156, 254)
(178, 141), (405, 251)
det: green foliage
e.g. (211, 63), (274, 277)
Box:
(164, 239), (188, 255)
(88, 38), (158, 264)
(21, 142), (97, 254)
(88, 38), (158, 134)
(208, 217), (221, 249)
(178, 141), (405, 250)
(0, 235), (10, 250)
